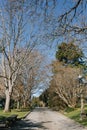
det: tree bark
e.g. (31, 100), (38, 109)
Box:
(4, 89), (11, 112)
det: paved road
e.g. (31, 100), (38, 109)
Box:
(26, 107), (87, 130)
(12, 107), (87, 130)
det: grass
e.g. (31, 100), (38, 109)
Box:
(0, 108), (30, 120)
(64, 106), (87, 126)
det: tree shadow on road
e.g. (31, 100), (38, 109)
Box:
(11, 118), (52, 130)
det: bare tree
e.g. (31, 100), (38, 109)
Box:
(51, 61), (82, 108)
(1, 0), (84, 112)
(57, 0), (87, 41)
(21, 50), (49, 107)
(33, 0), (87, 43)
(0, 0), (38, 112)
(11, 50), (49, 109)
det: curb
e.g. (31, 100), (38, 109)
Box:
(22, 111), (31, 119)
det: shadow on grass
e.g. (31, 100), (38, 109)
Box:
(70, 113), (80, 120)
(0, 116), (6, 120)
(65, 107), (75, 113)
(69, 113), (87, 126)
(78, 119), (87, 126)
(0, 115), (7, 125)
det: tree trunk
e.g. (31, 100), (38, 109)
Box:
(81, 93), (84, 113)
(23, 100), (26, 108)
(4, 89), (11, 112)
(17, 100), (20, 109)
(80, 93), (85, 120)
(23, 101), (26, 108)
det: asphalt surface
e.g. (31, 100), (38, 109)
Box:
(11, 107), (87, 130)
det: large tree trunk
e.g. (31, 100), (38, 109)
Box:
(23, 101), (26, 108)
(4, 89), (11, 112)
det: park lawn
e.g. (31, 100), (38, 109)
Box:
(0, 109), (30, 120)
(64, 106), (87, 126)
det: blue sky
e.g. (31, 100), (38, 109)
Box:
(0, 0), (87, 97)
(0, 0), (86, 66)
(20, 0), (87, 63)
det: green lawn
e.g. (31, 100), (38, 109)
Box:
(64, 106), (87, 126)
(0, 109), (30, 120)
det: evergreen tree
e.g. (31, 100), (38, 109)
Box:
(56, 42), (84, 66)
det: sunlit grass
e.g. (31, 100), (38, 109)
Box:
(0, 109), (30, 120)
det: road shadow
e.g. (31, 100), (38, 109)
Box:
(10, 118), (52, 130)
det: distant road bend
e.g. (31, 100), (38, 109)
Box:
(25, 107), (87, 130)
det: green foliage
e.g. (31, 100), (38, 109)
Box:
(40, 88), (67, 110)
(39, 89), (49, 107)
(56, 42), (84, 66)
(48, 93), (67, 111)
(31, 97), (41, 107)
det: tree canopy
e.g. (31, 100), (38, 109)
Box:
(56, 42), (84, 66)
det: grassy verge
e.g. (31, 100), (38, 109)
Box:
(63, 106), (87, 126)
(0, 108), (30, 120)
